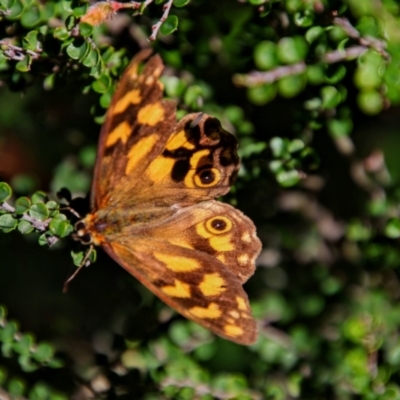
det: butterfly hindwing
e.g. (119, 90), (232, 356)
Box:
(101, 201), (260, 344)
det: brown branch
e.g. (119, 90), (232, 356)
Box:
(0, 201), (15, 213)
(233, 62), (306, 87)
(0, 39), (42, 61)
(234, 16), (389, 88)
(149, 0), (174, 41)
(322, 45), (367, 63)
(20, 215), (51, 231)
(333, 17), (389, 59)
(80, 0), (175, 41)
(233, 44), (371, 87)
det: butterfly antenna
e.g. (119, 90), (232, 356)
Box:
(60, 205), (82, 219)
(63, 244), (94, 293)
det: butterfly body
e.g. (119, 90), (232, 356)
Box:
(79, 50), (262, 345)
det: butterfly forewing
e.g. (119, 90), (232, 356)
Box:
(91, 50), (176, 210)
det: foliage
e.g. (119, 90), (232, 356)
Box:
(2, 0), (400, 398)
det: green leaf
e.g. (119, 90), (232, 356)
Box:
(72, 4), (87, 18)
(0, 366), (7, 386)
(20, 6), (41, 27)
(277, 36), (308, 64)
(31, 191), (47, 204)
(0, 182), (12, 202)
(184, 85), (204, 109)
(46, 201), (59, 215)
(357, 89), (383, 115)
(305, 26), (324, 43)
(47, 358), (65, 369)
(276, 170), (301, 187)
(15, 55), (31, 72)
(294, 10), (314, 27)
(61, 0), (73, 13)
(162, 76), (187, 97)
(38, 233), (49, 246)
(19, 354), (38, 372)
(29, 203), (49, 221)
(1, 320), (18, 342)
(13, 333), (34, 355)
(321, 86), (342, 109)
(53, 27), (70, 40)
(8, 377), (26, 396)
(79, 22), (94, 37)
(0, 214), (18, 231)
(92, 74), (112, 93)
(7, 0), (24, 19)
(43, 73), (56, 91)
(66, 39), (88, 60)
(327, 118), (353, 137)
(325, 65), (346, 84)
(32, 342), (55, 362)
(385, 219), (400, 238)
(23, 30), (39, 51)
(0, 305), (7, 320)
(254, 41), (278, 70)
(40, 2), (56, 21)
(49, 215), (73, 238)
(15, 197), (31, 214)
(288, 139), (305, 153)
(249, 0), (266, 4)
(65, 14), (76, 30)
(346, 220), (372, 241)
(99, 91), (112, 108)
(71, 248), (96, 267)
(270, 137), (289, 158)
(278, 74), (306, 98)
(18, 220), (34, 234)
(160, 15), (179, 36)
(247, 84), (277, 105)
(82, 47), (99, 68)
(173, 0), (190, 7)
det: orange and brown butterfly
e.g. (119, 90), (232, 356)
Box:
(75, 49), (262, 345)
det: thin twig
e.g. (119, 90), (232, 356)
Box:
(234, 16), (389, 87)
(0, 202), (15, 213)
(333, 17), (389, 59)
(149, 0), (173, 41)
(234, 62), (306, 86)
(20, 214), (51, 231)
(234, 44), (371, 87)
(0, 39), (42, 61)
(322, 45), (367, 63)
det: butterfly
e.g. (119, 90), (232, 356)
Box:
(75, 49), (262, 345)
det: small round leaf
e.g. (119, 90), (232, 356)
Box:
(173, 0), (190, 6)
(15, 197), (31, 214)
(160, 15), (179, 36)
(0, 214), (18, 231)
(0, 182), (12, 202)
(32, 191), (47, 204)
(18, 220), (34, 234)
(29, 203), (49, 221)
